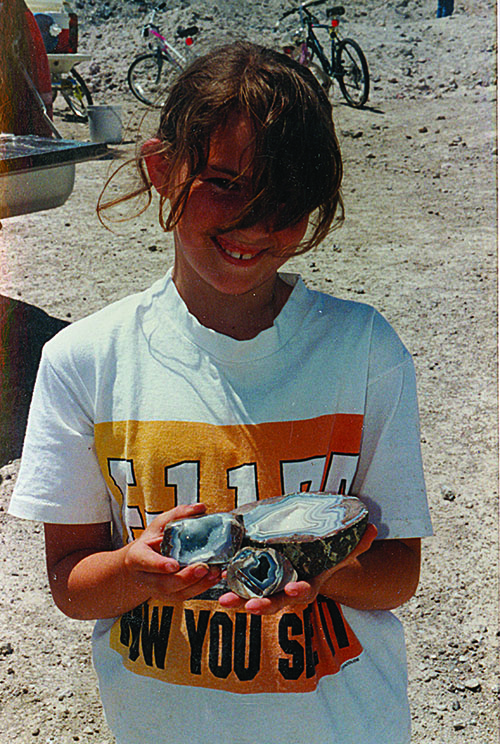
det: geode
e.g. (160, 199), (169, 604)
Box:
(160, 512), (244, 566)
(225, 546), (298, 599)
(234, 492), (368, 580)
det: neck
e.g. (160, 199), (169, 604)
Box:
(173, 272), (292, 341)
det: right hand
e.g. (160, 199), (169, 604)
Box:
(123, 503), (222, 603)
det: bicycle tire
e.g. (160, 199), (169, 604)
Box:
(336, 38), (369, 108)
(61, 68), (93, 120)
(127, 52), (182, 107)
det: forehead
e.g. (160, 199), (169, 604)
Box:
(207, 111), (255, 175)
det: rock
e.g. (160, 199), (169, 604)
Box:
(161, 512), (244, 565)
(464, 678), (482, 692)
(226, 546), (298, 598)
(234, 492), (368, 580)
(441, 485), (456, 501)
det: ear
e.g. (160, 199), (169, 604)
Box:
(141, 138), (171, 196)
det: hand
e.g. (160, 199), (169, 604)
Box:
(218, 523), (378, 615)
(123, 503), (223, 604)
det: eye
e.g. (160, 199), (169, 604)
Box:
(207, 178), (240, 192)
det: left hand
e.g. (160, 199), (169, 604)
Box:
(218, 523), (378, 615)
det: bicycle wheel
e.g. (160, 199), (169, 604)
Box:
(61, 68), (93, 120)
(336, 38), (369, 108)
(127, 52), (182, 107)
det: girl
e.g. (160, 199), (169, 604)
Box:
(9, 42), (432, 744)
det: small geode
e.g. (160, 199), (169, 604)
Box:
(234, 492), (368, 580)
(160, 512), (244, 566)
(226, 547), (298, 599)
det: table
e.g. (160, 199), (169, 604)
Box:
(0, 134), (107, 218)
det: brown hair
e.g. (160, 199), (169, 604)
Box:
(100, 41), (344, 254)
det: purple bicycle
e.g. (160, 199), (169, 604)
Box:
(127, 3), (198, 107)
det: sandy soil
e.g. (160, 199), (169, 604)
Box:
(0, 0), (497, 742)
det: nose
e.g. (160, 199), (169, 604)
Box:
(241, 218), (273, 239)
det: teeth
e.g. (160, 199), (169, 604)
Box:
(220, 244), (256, 260)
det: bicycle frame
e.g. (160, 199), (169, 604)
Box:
(294, 5), (342, 78)
(145, 24), (187, 67)
(128, 4), (200, 107)
(140, 5), (196, 68)
(279, 2), (369, 107)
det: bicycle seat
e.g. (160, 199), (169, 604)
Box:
(177, 25), (199, 38)
(326, 6), (345, 17)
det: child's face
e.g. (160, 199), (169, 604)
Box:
(170, 111), (309, 298)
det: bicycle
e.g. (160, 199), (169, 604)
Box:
(127, 2), (199, 107)
(276, 0), (369, 108)
(48, 54), (93, 121)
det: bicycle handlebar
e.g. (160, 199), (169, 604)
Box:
(303, 0), (330, 9)
(278, 2), (345, 22)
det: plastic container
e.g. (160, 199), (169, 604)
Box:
(47, 53), (91, 75)
(27, 0), (66, 13)
(87, 105), (122, 144)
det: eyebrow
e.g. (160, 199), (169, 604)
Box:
(205, 164), (250, 182)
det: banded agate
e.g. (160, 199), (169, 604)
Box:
(234, 492), (368, 580)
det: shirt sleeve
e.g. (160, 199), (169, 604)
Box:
(9, 344), (112, 524)
(351, 314), (433, 540)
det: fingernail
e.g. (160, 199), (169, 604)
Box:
(194, 564), (209, 578)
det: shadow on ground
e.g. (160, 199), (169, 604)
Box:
(0, 296), (69, 466)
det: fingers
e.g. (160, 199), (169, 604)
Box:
(148, 502), (207, 534)
(129, 546), (180, 575)
(151, 563), (222, 602)
(218, 591), (244, 609)
(219, 579), (316, 615)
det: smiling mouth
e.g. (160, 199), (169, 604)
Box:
(214, 237), (264, 262)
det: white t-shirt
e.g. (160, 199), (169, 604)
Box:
(10, 271), (432, 744)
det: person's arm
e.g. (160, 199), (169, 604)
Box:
(318, 535), (420, 609)
(219, 527), (421, 615)
(44, 503), (222, 620)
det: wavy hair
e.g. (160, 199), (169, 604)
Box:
(99, 41), (344, 254)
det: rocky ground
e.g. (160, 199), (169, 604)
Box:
(0, 0), (498, 742)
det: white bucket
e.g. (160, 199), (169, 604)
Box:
(87, 105), (123, 144)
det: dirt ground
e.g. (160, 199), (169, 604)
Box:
(0, 1), (497, 742)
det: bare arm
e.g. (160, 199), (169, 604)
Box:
(44, 503), (222, 620)
(219, 526), (421, 615)
(318, 535), (421, 610)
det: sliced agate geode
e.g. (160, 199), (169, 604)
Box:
(160, 512), (244, 566)
(234, 492), (369, 580)
(226, 547), (298, 599)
